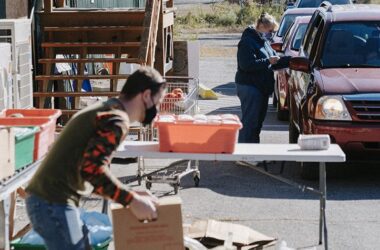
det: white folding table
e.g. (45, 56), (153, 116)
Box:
(115, 141), (346, 250)
(0, 160), (42, 250)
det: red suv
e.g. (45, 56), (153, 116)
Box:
(288, 4), (380, 175)
(272, 16), (312, 120)
(273, 8), (316, 44)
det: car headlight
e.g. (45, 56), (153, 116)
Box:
(315, 96), (352, 121)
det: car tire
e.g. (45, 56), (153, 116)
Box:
(272, 93), (277, 108)
(300, 162), (345, 180)
(300, 162), (319, 180)
(288, 118), (299, 144)
(289, 110), (318, 179)
(277, 98), (289, 121)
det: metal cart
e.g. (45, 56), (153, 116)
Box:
(132, 76), (200, 194)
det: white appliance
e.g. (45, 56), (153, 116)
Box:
(0, 43), (12, 110)
(0, 19), (33, 109)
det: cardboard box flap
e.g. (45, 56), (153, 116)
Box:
(158, 196), (182, 206)
(110, 203), (123, 210)
(186, 220), (276, 247)
(110, 195), (182, 210)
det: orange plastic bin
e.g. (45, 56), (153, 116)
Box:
(0, 109), (62, 121)
(0, 118), (55, 161)
(154, 114), (242, 153)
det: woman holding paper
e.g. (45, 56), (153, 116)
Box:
(235, 13), (290, 144)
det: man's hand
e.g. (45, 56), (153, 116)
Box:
(134, 190), (159, 204)
(269, 56), (280, 65)
(129, 191), (158, 221)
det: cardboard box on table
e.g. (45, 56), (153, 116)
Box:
(111, 196), (184, 250)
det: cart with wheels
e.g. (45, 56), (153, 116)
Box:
(127, 76), (200, 194)
(144, 160), (200, 194)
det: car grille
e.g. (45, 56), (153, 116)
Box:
(348, 100), (380, 121)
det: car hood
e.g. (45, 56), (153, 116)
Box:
(319, 68), (380, 94)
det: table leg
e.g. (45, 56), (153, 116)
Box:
(137, 157), (145, 186)
(319, 162), (328, 250)
(0, 198), (11, 250)
(101, 200), (108, 215)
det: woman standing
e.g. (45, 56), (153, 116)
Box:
(235, 13), (289, 143)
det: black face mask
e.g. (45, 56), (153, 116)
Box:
(142, 97), (157, 126)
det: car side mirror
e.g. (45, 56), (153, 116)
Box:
(271, 42), (283, 53)
(289, 57), (311, 73)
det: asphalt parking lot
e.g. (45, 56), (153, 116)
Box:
(110, 33), (380, 249)
(13, 33), (380, 250)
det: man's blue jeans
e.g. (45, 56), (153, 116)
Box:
(236, 83), (269, 143)
(26, 193), (91, 250)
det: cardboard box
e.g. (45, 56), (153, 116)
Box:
(184, 220), (276, 250)
(111, 196), (185, 250)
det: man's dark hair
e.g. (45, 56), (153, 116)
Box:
(121, 67), (165, 100)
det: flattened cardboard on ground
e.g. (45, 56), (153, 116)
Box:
(184, 220), (276, 249)
(111, 196), (185, 250)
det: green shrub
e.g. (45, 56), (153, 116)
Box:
(175, 1), (283, 30)
(176, 11), (205, 27)
(236, 5), (257, 25)
(237, 4), (282, 26)
(204, 10), (237, 27)
(204, 13), (218, 24)
(217, 10), (237, 26)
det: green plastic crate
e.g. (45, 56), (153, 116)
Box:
(11, 238), (111, 250)
(14, 127), (39, 170)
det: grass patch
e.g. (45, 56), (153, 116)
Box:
(174, 0), (380, 38)
(174, 1), (283, 36)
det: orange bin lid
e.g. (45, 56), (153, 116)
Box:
(154, 114), (242, 128)
(0, 117), (53, 129)
(1, 109), (62, 120)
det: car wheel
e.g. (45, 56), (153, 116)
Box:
(300, 162), (319, 180)
(277, 98), (289, 121)
(300, 162), (345, 180)
(272, 93), (277, 108)
(288, 118), (299, 144)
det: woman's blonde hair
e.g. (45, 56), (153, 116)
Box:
(256, 12), (279, 31)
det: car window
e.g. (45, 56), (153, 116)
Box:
(304, 14), (322, 57)
(297, 0), (350, 7)
(302, 11), (318, 51)
(309, 18), (325, 62)
(282, 22), (295, 49)
(291, 24), (308, 50)
(321, 22), (380, 68)
(277, 14), (301, 37)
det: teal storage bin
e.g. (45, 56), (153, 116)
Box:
(14, 127), (39, 170)
(10, 238), (111, 250)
